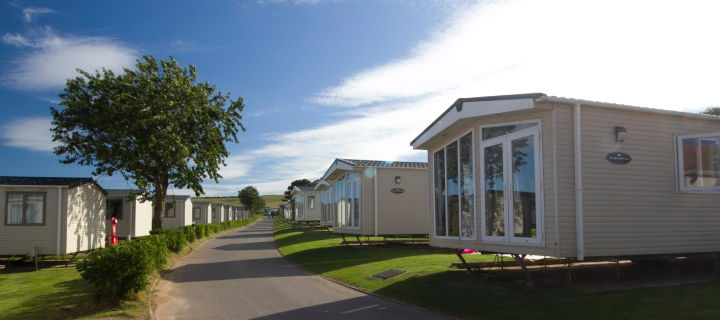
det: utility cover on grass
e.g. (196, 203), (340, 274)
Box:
(371, 269), (407, 280)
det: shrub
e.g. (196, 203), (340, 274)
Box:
(149, 229), (187, 253)
(77, 237), (167, 300)
(195, 224), (206, 239)
(183, 226), (196, 243)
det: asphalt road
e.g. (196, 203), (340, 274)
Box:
(154, 217), (448, 320)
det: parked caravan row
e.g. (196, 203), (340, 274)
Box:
(0, 176), (258, 257)
(283, 93), (720, 265)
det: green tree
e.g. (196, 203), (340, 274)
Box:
(51, 55), (245, 230)
(238, 186), (265, 214)
(283, 179), (317, 200)
(701, 107), (720, 116)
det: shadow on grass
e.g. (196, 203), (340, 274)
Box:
(2, 276), (115, 320)
(371, 267), (720, 320)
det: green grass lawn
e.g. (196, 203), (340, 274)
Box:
(193, 194), (285, 209)
(0, 268), (139, 320)
(274, 218), (720, 320)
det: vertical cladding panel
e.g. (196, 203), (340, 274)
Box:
(376, 168), (430, 235)
(581, 106), (720, 257)
(134, 200), (153, 237)
(0, 187), (62, 255)
(66, 184), (106, 254)
(425, 107), (574, 257)
(184, 200), (192, 225)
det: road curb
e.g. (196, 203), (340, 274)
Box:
(271, 219), (462, 320)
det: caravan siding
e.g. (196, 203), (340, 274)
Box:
(376, 168), (429, 235)
(65, 184), (106, 254)
(426, 107), (577, 257)
(580, 105), (720, 257)
(0, 187), (63, 255)
(134, 200), (153, 237)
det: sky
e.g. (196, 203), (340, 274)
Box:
(1, 0), (719, 196)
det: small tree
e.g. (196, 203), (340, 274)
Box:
(51, 55), (245, 229)
(238, 186), (265, 214)
(283, 179), (316, 201)
(701, 107), (720, 116)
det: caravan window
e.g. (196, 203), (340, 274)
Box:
(193, 207), (201, 219)
(433, 131), (475, 239)
(5, 193), (45, 225)
(308, 196), (316, 209)
(677, 133), (720, 193)
(106, 199), (123, 220)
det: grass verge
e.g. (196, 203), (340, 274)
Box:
(274, 218), (720, 320)
(0, 215), (262, 320)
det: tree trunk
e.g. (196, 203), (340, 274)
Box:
(152, 179), (166, 230)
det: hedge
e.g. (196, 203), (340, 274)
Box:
(77, 235), (168, 299)
(77, 214), (261, 300)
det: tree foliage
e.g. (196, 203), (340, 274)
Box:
(51, 55), (245, 229)
(238, 186), (265, 214)
(701, 107), (720, 116)
(283, 179), (318, 200)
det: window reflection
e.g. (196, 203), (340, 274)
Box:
(484, 144), (504, 237)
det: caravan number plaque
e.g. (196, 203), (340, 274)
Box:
(391, 188), (405, 194)
(606, 152), (631, 165)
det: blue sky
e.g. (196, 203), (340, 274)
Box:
(1, 0), (719, 196)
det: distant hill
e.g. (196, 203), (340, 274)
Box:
(192, 194), (284, 209)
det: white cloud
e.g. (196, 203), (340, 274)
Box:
(22, 7), (55, 22)
(313, 0), (720, 111)
(214, 0), (720, 194)
(1, 26), (137, 91)
(0, 117), (58, 152)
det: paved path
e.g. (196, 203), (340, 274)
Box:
(154, 217), (447, 320)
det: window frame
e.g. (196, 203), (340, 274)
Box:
(676, 132), (720, 194)
(211, 208), (216, 219)
(478, 121), (545, 246)
(307, 195), (316, 209)
(193, 207), (201, 220)
(432, 128), (476, 241)
(106, 199), (124, 220)
(164, 204), (176, 218)
(5, 192), (47, 226)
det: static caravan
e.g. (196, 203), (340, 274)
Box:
(0, 177), (107, 256)
(163, 195), (193, 229)
(314, 180), (334, 227)
(192, 201), (212, 225)
(211, 203), (223, 223)
(284, 200), (296, 220)
(291, 186), (321, 222)
(224, 205), (231, 222)
(411, 93), (720, 264)
(105, 189), (153, 239)
(237, 206), (250, 219)
(211, 203), (226, 222)
(320, 159), (429, 237)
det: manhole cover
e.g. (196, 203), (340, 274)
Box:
(371, 269), (407, 280)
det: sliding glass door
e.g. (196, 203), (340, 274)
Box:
(481, 126), (542, 244)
